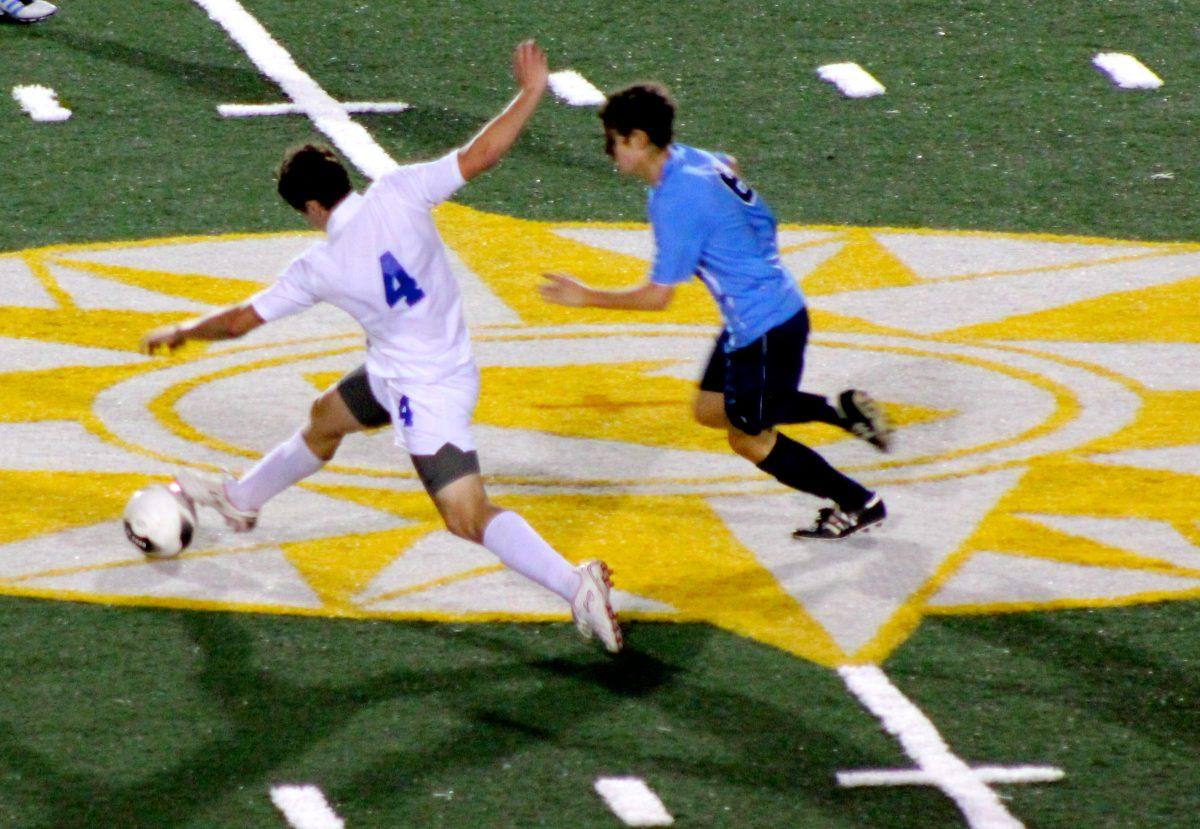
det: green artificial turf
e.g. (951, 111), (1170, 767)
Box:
(3, 0), (1199, 252)
(3, 2), (1200, 826)
(0, 598), (968, 829)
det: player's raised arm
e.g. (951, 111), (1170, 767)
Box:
(140, 303), (265, 354)
(457, 40), (549, 181)
(539, 272), (675, 311)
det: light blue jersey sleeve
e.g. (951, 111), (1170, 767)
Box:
(649, 187), (709, 286)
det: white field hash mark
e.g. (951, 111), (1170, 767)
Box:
(549, 70), (606, 106)
(839, 665), (1062, 829)
(1093, 52), (1163, 90)
(838, 765), (1065, 788)
(270, 785), (345, 829)
(594, 777), (674, 826)
(12, 85), (72, 122)
(816, 63), (885, 98)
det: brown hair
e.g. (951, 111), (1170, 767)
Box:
(599, 83), (675, 149)
(276, 144), (352, 211)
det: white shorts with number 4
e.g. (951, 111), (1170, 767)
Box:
(367, 364), (480, 456)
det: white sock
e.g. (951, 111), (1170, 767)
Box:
(226, 430), (325, 511)
(0, 0), (25, 14)
(482, 510), (581, 602)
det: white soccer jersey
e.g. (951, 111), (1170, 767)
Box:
(252, 151), (471, 384)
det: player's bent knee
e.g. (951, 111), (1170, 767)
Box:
(727, 427), (767, 459)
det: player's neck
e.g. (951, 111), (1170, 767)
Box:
(637, 147), (670, 185)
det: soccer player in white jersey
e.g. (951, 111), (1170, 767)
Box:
(140, 41), (622, 653)
(541, 83), (892, 540)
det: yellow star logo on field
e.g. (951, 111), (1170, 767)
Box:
(0, 208), (1198, 667)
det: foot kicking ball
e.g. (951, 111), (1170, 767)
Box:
(123, 482), (197, 558)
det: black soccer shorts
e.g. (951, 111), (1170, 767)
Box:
(699, 308), (810, 436)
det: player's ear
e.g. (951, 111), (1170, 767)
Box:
(630, 129), (652, 150)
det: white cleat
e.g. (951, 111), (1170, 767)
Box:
(571, 559), (623, 653)
(173, 469), (259, 533)
(2, 0), (59, 23)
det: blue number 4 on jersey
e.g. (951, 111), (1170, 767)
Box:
(380, 252), (425, 308)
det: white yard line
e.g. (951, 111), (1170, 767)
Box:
(838, 765), (1065, 788)
(839, 665), (1029, 829)
(219, 101), (411, 118)
(269, 785), (346, 829)
(594, 777), (674, 827)
(189, 0), (397, 179)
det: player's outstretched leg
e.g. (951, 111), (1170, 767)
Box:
(735, 429), (887, 541)
(433, 472), (623, 653)
(835, 389), (893, 452)
(176, 386), (360, 532)
(764, 387), (893, 453)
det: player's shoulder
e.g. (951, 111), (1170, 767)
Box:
(655, 146), (724, 209)
(675, 144), (729, 171)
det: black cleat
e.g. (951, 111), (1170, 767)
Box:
(837, 389), (893, 452)
(793, 494), (887, 540)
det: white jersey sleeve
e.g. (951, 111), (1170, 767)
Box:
(250, 255), (319, 321)
(377, 150), (466, 209)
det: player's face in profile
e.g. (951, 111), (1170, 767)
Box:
(603, 128), (640, 176)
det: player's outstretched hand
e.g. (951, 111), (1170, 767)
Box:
(140, 324), (185, 355)
(513, 39), (548, 96)
(539, 272), (589, 307)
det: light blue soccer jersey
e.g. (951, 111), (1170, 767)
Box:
(648, 144), (804, 349)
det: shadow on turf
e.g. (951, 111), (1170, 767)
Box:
(0, 612), (681, 828)
(338, 623), (962, 828)
(934, 608), (1200, 754)
(0, 610), (961, 828)
(37, 29), (268, 100)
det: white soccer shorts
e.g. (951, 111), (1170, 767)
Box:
(367, 364), (480, 456)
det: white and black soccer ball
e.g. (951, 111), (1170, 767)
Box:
(122, 483), (197, 558)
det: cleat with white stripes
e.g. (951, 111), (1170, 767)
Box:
(837, 389), (893, 452)
(793, 494), (887, 540)
(571, 559), (623, 653)
(173, 469), (259, 533)
(0, 0), (59, 23)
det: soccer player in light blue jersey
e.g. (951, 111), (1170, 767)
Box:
(541, 83), (892, 539)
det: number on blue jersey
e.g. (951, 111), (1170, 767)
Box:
(380, 252), (425, 308)
(719, 172), (755, 204)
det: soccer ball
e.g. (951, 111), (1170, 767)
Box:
(122, 483), (197, 558)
